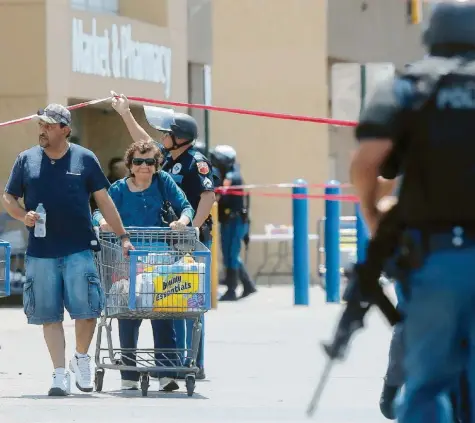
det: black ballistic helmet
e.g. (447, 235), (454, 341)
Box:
(209, 145), (237, 172)
(143, 106), (198, 150)
(423, 1), (475, 49)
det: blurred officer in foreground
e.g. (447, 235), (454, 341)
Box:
(111, 92), (215, 380)
(351, 2), (475, 422)
(210, 145), (257, 301)
(375, 171), (467, 422)
(376, 176), (405, 421)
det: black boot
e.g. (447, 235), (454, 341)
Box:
(239, 264), (257, 298)
(219, 268), (238, 302)
(379, 381), (399, 420)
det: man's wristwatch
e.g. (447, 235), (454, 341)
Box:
(119, 232), (131, 241)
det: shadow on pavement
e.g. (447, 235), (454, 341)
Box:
(100, 390), (208, 400)
(0, 296), (22, 308)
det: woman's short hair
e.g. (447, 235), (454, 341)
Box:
(124, 139), (163, 173)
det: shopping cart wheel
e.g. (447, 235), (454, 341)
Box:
(140, 374), (150, 397)
(185, 374), (195, 397)
(95, 369), (105, 392)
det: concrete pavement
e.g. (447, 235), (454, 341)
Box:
(0, 286), (395, 423)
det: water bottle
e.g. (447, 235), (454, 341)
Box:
(34, 203), (46, 238)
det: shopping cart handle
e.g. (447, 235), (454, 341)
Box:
(128, 250), (150, 257)
(124, 226), (198, 231)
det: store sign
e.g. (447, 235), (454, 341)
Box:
(72, 18), (172, 98)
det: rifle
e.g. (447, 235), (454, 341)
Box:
(306, 204), (404, 417)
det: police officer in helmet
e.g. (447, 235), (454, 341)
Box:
(111, 93), (215, 380)
(210, 145), (257, 301)
(351, 2), (475, 421)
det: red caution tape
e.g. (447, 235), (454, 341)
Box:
(0, 97), (113, 128)
(219, 189), (359, 202)
(214, 182), (353, 190)
(0, 95), (357, 129)
(127, 96), (358, 127)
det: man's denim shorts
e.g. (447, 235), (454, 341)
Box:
(23, 249), (105, 325)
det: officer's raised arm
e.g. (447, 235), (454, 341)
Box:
(350, 76), (406, 234)
(110, 91), (152, 144)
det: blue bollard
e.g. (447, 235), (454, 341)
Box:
(325, 180), (341, 303)
(293, 178), (309, 306)
(355, 203), (370, 263)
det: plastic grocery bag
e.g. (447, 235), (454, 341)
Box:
(106, 275), (156, 315)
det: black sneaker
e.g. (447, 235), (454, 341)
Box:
(159, 377), (179, 392)
(240, 287), (257, 299)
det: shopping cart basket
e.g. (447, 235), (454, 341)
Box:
(0, 240), (11, 298)
(94, 227), (211, 397)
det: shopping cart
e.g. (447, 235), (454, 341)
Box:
(0, 240), (11, 298)
(94, 227), (211, 397)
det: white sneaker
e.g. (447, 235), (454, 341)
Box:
(159, 377), (179, 392)
(48, 371), (71, 396)
(121, 380), (139, 390)
(69, 354), (94, 392)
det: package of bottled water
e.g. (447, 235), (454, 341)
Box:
(34, 203), (46, 238)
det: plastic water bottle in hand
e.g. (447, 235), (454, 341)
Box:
(34, 203), (46, 238)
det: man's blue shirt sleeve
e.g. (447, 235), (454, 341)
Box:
(87, 154), (111, 194)
(5, 154), (25, 198)
(162, 173), (195, 222)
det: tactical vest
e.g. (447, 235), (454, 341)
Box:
(398, 54), (475, 228)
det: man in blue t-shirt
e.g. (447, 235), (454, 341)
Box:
(1, 104), (134, 397)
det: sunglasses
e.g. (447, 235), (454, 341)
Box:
(132, 158), (157, 166)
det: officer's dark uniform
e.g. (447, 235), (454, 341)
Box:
(210, 145), (257, 301)
(355, 4), (475, 422)
(161, 149), (215, 241)
(143, 106), (215, 379)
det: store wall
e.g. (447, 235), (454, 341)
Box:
(0, 0), (189, 206)
(0, 0), (48, 187)
(45, 2), (188, 105)
(211, 0), (329, 278)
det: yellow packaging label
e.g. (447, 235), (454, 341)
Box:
(142, 265), (155, 273)
(152, 271), (201, 312)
